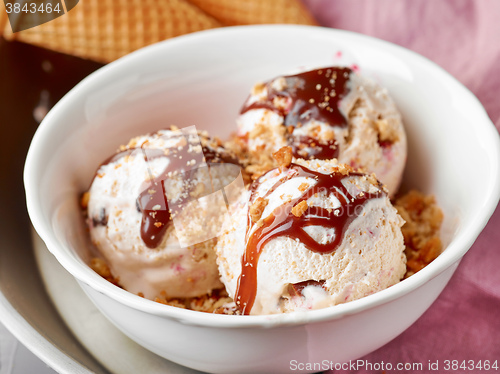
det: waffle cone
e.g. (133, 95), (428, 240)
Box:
(1, 0), (316, 63)
(188, 0), (317, 26)
(0, 1), (8, 35)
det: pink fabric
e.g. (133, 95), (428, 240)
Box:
(301, 0), (500, 371)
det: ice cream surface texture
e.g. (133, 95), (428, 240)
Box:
(215, 155), (406, 315)
(237, 66), (407, 196)
(86, 127), (242, 299)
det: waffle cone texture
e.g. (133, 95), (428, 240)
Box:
(0, 0), (316, 62)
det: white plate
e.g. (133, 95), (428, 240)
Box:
(32, 230), (198, 374)
(0, 225), (105, 373)
(23, 25), (500, 373)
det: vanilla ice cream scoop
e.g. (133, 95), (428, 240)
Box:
(237, 66), (407, 196)
(86, 127), (243, 299)
(215, 156), (406, 315)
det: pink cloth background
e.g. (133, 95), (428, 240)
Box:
(301, 0), (500, 372)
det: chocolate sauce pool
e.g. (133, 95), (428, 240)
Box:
(240, 67), (352, 160)
(235, 163), (384, 314)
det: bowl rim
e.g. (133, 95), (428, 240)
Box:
(24, 24), (500, 328)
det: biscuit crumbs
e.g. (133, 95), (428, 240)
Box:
(291, 200), (308, 217)
(91, 258), (233, 313)
(310, 125), (322, 139)
(91, 258), (120, 286)
(251, 82), (266, 96)
(80, 192), (90, 209)
(335, 163), (354, 176)
(249, 197), (268, 223)
(272, 146), (292, 169)
(394, 190), (444, 278)
(155, 289), (234, 314)
(375, 118), (399, 143)
(367, 172), (378, 186)
(298, 182), (309, 192)
(126, 138), (138, 148)
(249, 123), (267, 140)
(246, 156), (277, 180)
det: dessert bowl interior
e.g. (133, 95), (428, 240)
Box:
(24, 25), (500, 372)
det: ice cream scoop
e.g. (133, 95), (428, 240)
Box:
(85, 127), (243, 299)
(215, 153), (406, 315)
(237, 66), (407, 196)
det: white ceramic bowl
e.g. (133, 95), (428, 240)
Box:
(25, 25), (500, 374)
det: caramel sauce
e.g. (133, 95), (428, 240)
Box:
(235, 163), (384, 314)
(291, 135), (339, 160)
(136, 148), (191, 248)
(240, 67), (352, 160)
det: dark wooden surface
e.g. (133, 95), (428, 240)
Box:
(0, 38), (106, 373)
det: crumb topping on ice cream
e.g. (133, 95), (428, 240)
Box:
(82, 66), (442, 316)
(237, 66), (407, 196)
(85, 127), (242, 299)
(241, 67), (352, 160)
(216, 153), (407, 315)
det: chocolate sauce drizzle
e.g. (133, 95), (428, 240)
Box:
(137, 150), (181, 249)
(240, 67), (352, 160)
(94, 132), (239, 249)
(235, 163), (384, 314)
(288, 280), (326, 298)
